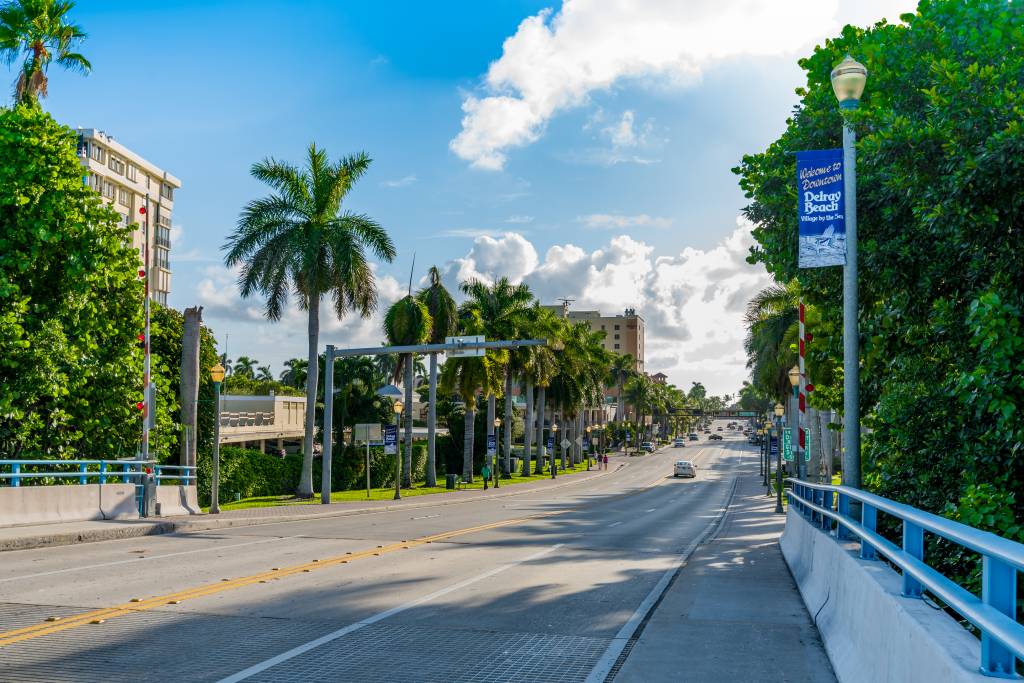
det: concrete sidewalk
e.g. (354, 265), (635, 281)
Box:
(614, 472), (836, 683)
(0, 457), (626, 552)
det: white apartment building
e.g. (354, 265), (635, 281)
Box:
(76, 129), (181, 305)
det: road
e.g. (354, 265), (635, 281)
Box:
(0, 424), (753, 682)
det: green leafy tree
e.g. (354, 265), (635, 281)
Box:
(0, 0), (90, 105)
(0, 104), (142, 457)
(224, 144), (396, 497)
(232, 356), (258, 379)
(734, 0), (1024, 581)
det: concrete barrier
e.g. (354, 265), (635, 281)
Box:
(780, 508), (988, 683)
(0, 484), (141, 526)
(155, 485), (200, 517)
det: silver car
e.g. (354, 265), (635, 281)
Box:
(674, 460), (697, 478)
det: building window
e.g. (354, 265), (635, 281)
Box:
(117, 187), (131, 206)
(87, 174), (102, 192)
(89, 144), (105, 163)
(614, 324), (620, 330)
(160, 183), (174, 200)
(157, 214), (172, 229)
(156, 226), (171, 249)
(108, 155), (125, 175)
(614, 334), (620, 340)
(102, 181), (115, 200)
(614, 343), (620, 350)
(126, 163), (138, 182)
(153, 291), (167, 306)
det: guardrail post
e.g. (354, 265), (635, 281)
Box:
(860, 503), (877, 560)
(837, 492), (850, 539)
(822, 490), (833, 530)
(99, 461), (108, 485)
(11, 463), (20, 488)
(902, 522), (923, 597)
(981, 556), (1017, 676)
(78, 463), (87, 485)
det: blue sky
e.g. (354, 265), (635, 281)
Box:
(38, 0), (913, 395)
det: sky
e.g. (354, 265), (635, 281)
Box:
(39, 0), (915, 396)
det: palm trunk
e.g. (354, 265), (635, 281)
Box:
(561, 412), (568, 470)
(503, 372), (513, 477)
(522, 379), (534, 476)
(426, 353), (438, 487)
(463, 404), (475, 481)
(535, 387), (546, 473)
(298, 298), (319, 498)
(179, 306), (202, 468)
(403, 353), (413, 488)
(617, 378), (624, 422)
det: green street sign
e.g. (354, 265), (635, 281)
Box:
(782, 430), (793, 462)
(805, 430), (812, 462)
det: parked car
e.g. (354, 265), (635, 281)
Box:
(640, 441), (655, 452)
(674, 460), (697, 478)
(688, 433), (699, 441)
(673, 438), (686, 447)
(709, 433), (723, 440)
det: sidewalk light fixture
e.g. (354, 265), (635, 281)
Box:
(830, 55), (867, 104)
(392, 399), (404, 500)
(788, 365), (800, 387)
(551, 423), (559, 479)
(493, 417), (501, 487)
(209, 363), (226, 514)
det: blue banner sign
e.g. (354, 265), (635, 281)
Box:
(797, 149), (845, 268)
(383, 425), (398, 455)
(486, 434), (496, 456)
(547, 436), (554, 451)
(770, 435), (779, 458)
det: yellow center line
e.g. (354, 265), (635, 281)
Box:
(0, 511), (559, 647)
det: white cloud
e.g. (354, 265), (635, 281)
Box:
(382, 174), (417, 188)
(450, 0), (913, 169)
(604, 110), (638, 148)
(578, 213), (671, 230)
(505, 215), (534, 224)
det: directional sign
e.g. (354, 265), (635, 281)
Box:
(486, 434), (496, 456)
(805, 429), (812, 462)
(383, 425), (398, 455)
(353, 423), (381, 444)
(561, 438), (571, 450)
(445, 335), (485, 357)
(782, 430), (793, 462)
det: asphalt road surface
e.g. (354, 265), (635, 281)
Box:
(0, 423), (754, 682)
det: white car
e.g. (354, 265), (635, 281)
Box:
(674, 460), (697, 478)
(673, 438), (686, 447)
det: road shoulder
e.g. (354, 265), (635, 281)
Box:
(612, 471), (836, 683)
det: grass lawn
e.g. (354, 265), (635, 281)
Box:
(206, 460), (595, 512)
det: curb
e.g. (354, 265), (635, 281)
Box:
(0, 461), (627, 553)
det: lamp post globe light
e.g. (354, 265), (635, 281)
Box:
(209, 363), (226, 514)
(493, 417), (501, 488)
(551, 423), (559, 479)
(586, 425), (593, 470)
(774, 402), (785, 513)
(831, 54), (867, 490)
(393, 399), (404, 500)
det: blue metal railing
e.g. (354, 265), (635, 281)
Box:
(0, 460), (196, 487)
(787, 478), (1024, 677)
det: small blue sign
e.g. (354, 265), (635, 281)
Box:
(383, 425), (398, 455)
(546, 436), (554, 451)
(770, 435), (779, 458)
(797, 149), (845, 268)
(486, 434), (496, 456)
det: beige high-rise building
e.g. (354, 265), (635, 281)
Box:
(77, 129), (181, 306)
(544, 304), (645, 372)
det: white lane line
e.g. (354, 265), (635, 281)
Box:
(0, 535), (303, 584)
(411, 514), (440, 520)
(644, 508), (657, 513)
(585, 478), (738, 683)
(217, 543), (564, 683)
(608, 521), (622, 528)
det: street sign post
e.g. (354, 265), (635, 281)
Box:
(354, 423), (382, 499)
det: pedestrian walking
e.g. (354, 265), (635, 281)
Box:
(603, 453), (609, 470)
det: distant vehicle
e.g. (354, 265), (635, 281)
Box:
(640, 441), (655, 452)
(673, 438), (686, 447)
(688, 433), (699, 441)
(709, 433), (723, 441)
(674, 460), (697, 478)
(716, 427), (723, 431)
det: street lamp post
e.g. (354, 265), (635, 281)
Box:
(209, 363), (225, 514)
(493, 417), (501, 489)
(393, 400), (404, 500)
(585, 425), (593, 470)
(831, 55), (867, 490)
(774, 402), (785, 513)
(788, 365), (801, 479)
(551, 423), (559, 479)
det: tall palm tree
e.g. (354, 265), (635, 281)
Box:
(233, 356), (258, 379)
(279, 358), (307, 388)
(384, 291), (431, 488)
(416, 266), (457, 487)
(518, 305), (559, 475)
(372, 349), (397, 386)
(744, 279), (800, 401)
(460, 277), (533, 476)
(608, 353), (635, 422)
(624, 375), (654, 448)
(224, 144), (395, 498)
(0, 0), (90, 105)
(256, 365), (273, 381)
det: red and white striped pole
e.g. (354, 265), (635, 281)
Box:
(798, 300), (807, 478)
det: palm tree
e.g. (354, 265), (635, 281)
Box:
(218, 353), (234, 377)
(384, 291), (431, 488)
(233, 356), (258, 379)
(744, 279), (800, 401)
(518, 306), (559, 475)
(0, 0), (90, 105)
(279, 358), (307, 388)
(608, 353), (635, 423)
(416, 266), (457, 487)
(256, 365), (273, 381)
(460, 277), (533, 476)
(373, 350), (397, 386)
(224, 144), (396, 498)
(624, 375), (654, 449)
